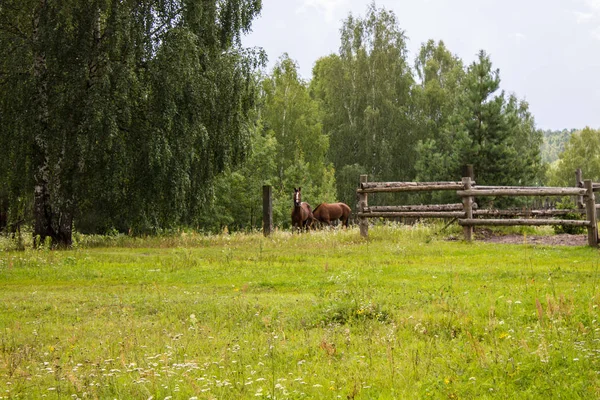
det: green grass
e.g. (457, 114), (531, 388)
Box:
(1, 225), (600, 399)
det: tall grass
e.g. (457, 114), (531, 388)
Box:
(1, 225), (599, 399)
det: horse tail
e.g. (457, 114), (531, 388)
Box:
(341, 202), (351, 227)
(342, 202), (351, 213)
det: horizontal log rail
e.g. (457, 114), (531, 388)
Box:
(358, 181), (469, 193)
(473, 209), (586, 217)
(458, 218), (592, 227)
(457, 187), (587, 197)
(474, 185), (579, 190)
(361, 181), (467, 189)
(359, 209), (591, 219)
(365, 203), (472, 213)
(358, 211), (465, 219)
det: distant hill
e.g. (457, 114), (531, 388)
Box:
(541, 129), (578, 164)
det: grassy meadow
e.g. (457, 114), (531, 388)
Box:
(1, 225), (600, 399)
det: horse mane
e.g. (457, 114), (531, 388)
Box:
(313, 203), (323, 213)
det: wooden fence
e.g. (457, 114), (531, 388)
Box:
(356, 174), (599, 247)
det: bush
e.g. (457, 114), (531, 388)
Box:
(553, 200), (585, 235)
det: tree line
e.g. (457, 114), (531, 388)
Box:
(0, 1), (596, 244)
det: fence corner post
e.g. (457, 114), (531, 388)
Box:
(584, 179), (598, 247)
(263, 185), (272, 237)
(359, 175), (368, 238)
(461, 176), (473, 242)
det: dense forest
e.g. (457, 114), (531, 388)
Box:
(0, 1), (597, 244)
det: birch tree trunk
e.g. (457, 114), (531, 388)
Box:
(31, 0), (73, 247)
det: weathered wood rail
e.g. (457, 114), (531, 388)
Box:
(358, 181), (466, 193)
(356, 173), (599, 247)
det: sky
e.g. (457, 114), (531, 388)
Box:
(243, 0), (600, 130)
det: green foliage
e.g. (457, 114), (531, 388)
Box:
(311, 3), (414, 206)
(541, 129), (577, 164)
(415, 50), (544, 206)
(0, 0), (265, 241)
(454, 51), (543, 186)
(413, 40), (466, 181)
(552, 200), (585, 235)
(0, 1), (558, 238)
(547, 127), (600, 186)
(313, 5), (544, 208)
(198, 55), (337, 231)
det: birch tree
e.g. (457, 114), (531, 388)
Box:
(0, 0), (264, 245)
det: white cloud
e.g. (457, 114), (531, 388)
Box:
(584, 0), (600, 10)
(574, 11), (594, 23)
(575, 0), (600, 39)
(297, 0), (348, 22)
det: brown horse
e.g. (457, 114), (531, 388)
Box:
(291, 188), (315, 233)
(313, 202), (351, 228)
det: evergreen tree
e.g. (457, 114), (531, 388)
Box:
(416, 50), (543, 189)
(459, 51), (543, 186)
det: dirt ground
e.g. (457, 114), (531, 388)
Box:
(474, 229), (588, 246)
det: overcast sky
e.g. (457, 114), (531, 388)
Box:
(243, 0), (600, 130)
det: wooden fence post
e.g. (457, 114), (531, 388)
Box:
(462, 176), (473, 241)
(263, 185), (272, 237)
(584, 180), (598, 247)
(576, 169), (584, 209)
(463, 164), (474, 180)
(359, 175), (368, 238)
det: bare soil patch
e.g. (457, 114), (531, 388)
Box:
(474, 228), (587, 246)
